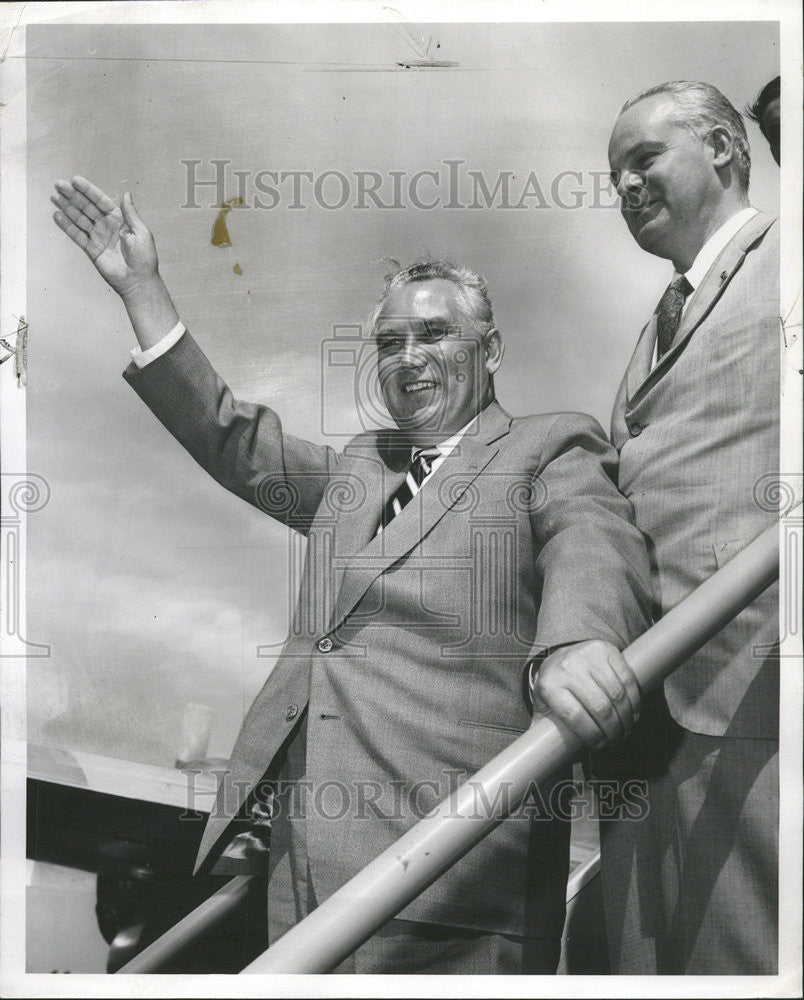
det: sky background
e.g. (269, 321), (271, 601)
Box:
(25, 19), (780, 768)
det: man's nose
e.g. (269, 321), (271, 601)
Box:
(616, 170), (646, 207)
(399, 334), (426, 366)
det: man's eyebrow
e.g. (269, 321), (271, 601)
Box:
(376, 313), (452, 327)
(612, 139), (665, 167)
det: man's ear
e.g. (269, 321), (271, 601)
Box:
(484, 327), (504, 374)
(709, 125), (735, 170)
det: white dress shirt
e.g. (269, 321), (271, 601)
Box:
(650, 206), (758, 369)
(412, 417), (477, 484)
(130, 320), (187, 368)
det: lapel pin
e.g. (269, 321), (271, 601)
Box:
(720, 270), (728, 282)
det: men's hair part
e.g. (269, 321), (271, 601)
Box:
(745, 75), (780, 138)
(369, 258), (497, 339)
(619, 80), (751, 192)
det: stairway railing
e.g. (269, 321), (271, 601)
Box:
(118, 517), (785, 974)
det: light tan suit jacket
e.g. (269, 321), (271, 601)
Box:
(125, 331), (653, 937)
(611, 212), (780, 738)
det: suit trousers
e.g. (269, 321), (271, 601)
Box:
(264, 712), (565, 974)
(267, 862), (561, 974)
(598, 694), (778, 974)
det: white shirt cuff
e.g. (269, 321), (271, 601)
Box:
(528, 659), (540, 700)
(130, 321), (186, 368)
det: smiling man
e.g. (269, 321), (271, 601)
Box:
(52, 178), (652, 974)
(372, 272), (502, 443)
(532, 81), (781, 975)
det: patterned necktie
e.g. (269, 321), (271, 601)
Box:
(656, 274), (693, 361)
(378, 448), (440, 532)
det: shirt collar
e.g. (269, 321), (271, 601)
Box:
(411, 413), (479, 461)
(680, 206), (758, 291)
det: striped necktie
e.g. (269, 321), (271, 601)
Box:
(378, 448), (440, 533)
(656, 273), (693, 361)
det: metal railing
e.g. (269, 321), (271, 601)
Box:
(119, 517), (783, 974)
(117, 877), (251, 973)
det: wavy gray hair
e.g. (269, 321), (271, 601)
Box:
(369, 258), (496, 338)
(619, 80), (751, 192)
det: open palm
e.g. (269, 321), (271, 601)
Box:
(52, 176), (158, 296)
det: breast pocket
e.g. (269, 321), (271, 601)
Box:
(712, 538), (747, 569)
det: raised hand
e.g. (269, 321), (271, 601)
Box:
(52, 176), (158, 298)
(52, 176), (178, 349)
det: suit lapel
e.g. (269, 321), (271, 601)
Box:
(625, 314), (658, 401)
(327, 403), (512, 633)
(626, 212), (775, 408)
(196, 406), (513, 871)
(322, 436), (407, 621)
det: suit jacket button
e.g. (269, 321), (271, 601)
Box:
(629, 422), (642, 437)
(317, 637), (334, 653)
(285, 704), (299, 721)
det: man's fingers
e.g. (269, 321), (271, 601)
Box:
(60, 184), (106, 224)
(534, 669), (616, 747)
(52, 210), (89, 250)
(54, 178), (77, 199)
(542, 664), (626, 744)
(531, 641), (644, 749)
(589, 674), (634, 742)
(571, 673), (627, 744)
(120, 192), (146, 235)
(50, 192), (94, 233)
(579, 652), (641, 743)
(54, 178), (101, 218)
(530, 687), (551, 717)
(71, 175), (118, 215)
(53, 181), (84, 216)
(603, 649), (642, 721)
(544, 688), (609, 748)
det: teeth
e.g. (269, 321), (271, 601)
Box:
(403, 381), (435, 393)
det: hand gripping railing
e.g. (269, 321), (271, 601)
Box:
(119, 517), (784, 974)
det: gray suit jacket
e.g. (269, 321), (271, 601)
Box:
(611, 212), (779, 739)
(125, 331), (653, 936)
